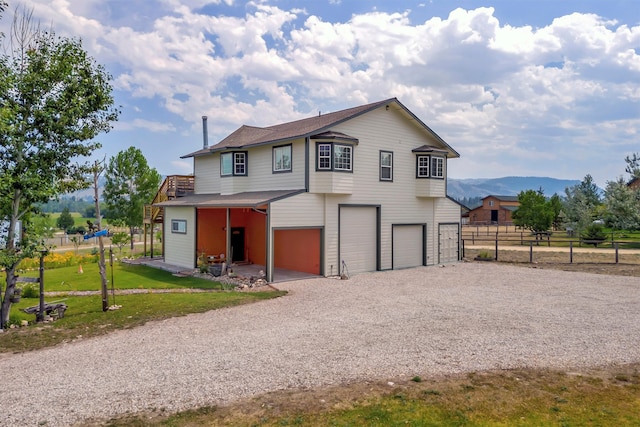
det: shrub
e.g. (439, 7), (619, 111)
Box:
(20, 284), (39, 298)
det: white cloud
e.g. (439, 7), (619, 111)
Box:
(5, 1), (639, 186)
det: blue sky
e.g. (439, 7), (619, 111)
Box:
(2, 0), (639, 187)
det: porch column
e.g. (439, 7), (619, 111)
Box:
(226, 208), (231, 263)
(265, 204), (273, 282)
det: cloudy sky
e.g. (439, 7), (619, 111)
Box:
(2, 0), (639, 187)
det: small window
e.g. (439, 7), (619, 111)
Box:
(380, 151), (393, 181)
(417, 155), (430, 178)
(234, 152), (247, 175)
(318, 144), (332, 170)
(171, 219), (187, 234)
(431, 156), (444, 178)
(221, 153), (233, 176)
(489, 200), (494, 207)
(273, 145), (292, 173)
(220, 151), (247, 176)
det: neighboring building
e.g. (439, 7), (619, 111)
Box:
(467, 195), (519, 225)
(147, 98), (461, 282)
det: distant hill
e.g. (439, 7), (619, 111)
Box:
(447, 176), (580, 201)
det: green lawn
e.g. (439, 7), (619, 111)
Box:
(2, 262), (285, 353)
(104, 366), (640, 426)
(18, 262), (223, 292)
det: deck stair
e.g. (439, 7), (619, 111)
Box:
(144, 175), (194, 224)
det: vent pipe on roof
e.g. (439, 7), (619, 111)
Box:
(202, 116), (208, 149)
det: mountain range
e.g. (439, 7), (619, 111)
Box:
(447, 176), (580, 200)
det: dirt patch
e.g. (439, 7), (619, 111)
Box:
(464, 248), (640, 277)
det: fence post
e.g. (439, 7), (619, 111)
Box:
(461, 239), (465, 258)
(615, 242), (619, 264)
(529, 241), (533, 263)
(495, 238), (498, 261)
(569, 241), (573, 264)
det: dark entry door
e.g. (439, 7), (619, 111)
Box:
(230, 227), (245, 262)
(491, 210), (498, 223)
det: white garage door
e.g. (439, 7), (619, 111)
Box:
(393, 225), (424, 269)
(439, 223), (460, 264)
(340, 206), (377, 275)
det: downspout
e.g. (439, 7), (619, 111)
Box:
(265, 204), (272, 282)
(305, 136), (310, 192)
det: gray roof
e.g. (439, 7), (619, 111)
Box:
(154, 189), (304, 208)
(483, 195), (519, 202)
(183, 98), (459, 159)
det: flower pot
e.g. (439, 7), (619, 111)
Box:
(209, 264), (223, 277)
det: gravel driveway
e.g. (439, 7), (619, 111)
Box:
(2, 263), (640, 426)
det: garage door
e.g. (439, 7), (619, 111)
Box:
(393, 225), (424, 269)
(438, 223), (460, 264)
(340, 206), (377, 275)
(274, 228), (321, 275)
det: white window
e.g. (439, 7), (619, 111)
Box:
(317, 143), (353, 171)
(334, 145), (352, 171)
(380, 151), (393, 181)
(431, 156), (444, 178)
(171, 219), (187, 234)
(318, 144), (332, 170)
(220, 151), (247, 176)
(234, 152), (246, 175)
(273, 145), (292, 172)
(417, 155), (430, 178)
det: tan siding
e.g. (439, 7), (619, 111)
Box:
(194, 156), (220, 194)
(164, 207), (196, 269)
(270, 193), (324, 228)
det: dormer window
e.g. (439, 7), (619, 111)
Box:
(316, 142), (353, 172)
(221, 151), (248, 176)
(413, 145), (447, 180)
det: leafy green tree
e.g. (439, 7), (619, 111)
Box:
(0, 7), (119, 328)
(563, 175), (602, 235)
(110, 231), (131, 255)
(84, 205), (97, 219)
(625, 153), (640, 180)
(604, 177), (640, 231)
(581, 223), (607, 247)
(512, 189), (554, 235)
(104, 147), (161, 250)
(548, 193), (564, 230)
(56, 207), (74, 231)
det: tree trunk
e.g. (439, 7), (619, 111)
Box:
(130, 226), (135, 251)
(1, 266), (17, 328)
(93, 165), (109, 311)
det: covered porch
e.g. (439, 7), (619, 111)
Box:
(155, 189), (322, 282)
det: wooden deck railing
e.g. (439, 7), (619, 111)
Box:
(144, 175), (194, 223)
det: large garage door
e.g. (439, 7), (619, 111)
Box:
(393, 225), (424, 269)
(340, 206), (377, 275)
(438, 223), (460, 264)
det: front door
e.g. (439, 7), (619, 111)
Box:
(230, 227), (245, 262)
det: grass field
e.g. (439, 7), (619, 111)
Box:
(1, 262), (285, 353)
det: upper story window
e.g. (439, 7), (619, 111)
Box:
(417, 156), (430, 178)
(416, 155), (445, 179)
(221, 151), (248, 176)
(431, 156), (444, 179)
(273, 144), (292, 173)
(380, 151), (393, 181)
(316, 143), (353, 172)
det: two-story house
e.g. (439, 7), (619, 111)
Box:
(152, 98), (461, 282)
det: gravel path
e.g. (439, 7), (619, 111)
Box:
(2, 263), (640, 426)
